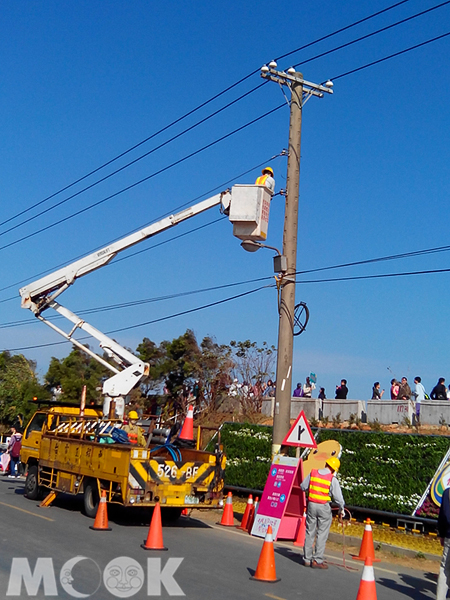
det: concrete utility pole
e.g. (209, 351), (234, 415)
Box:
(260, 63), (333, 456)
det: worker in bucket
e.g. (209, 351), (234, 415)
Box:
(123, 410), (146, 446)
(255, 166), (275, 193)
(300, 456), (345, 569)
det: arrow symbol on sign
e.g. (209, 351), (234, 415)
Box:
(297, 426), (305, 441)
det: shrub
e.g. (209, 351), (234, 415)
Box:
(332, 412), (342, 428)
(218, 423), (450, 516)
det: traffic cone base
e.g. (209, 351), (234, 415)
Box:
(179, 405), (194, 441)
(250, 525), (280, 583)
(352, 519), (381, 562)
(89, 490), (111, 531)
(356, 557), (377, 600)
(141, 503), (168, 551)
(217, 491), (234, 527)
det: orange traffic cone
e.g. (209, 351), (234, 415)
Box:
(141, 502), (168, 550)
(89, 490), (112, 531)
(293, 509), (307, 547)
(237, 494), (253, 530)
(247, 496), (259, 535)
(250, 525), (281, 583)
(356, 556), (377, 600)
(218, 492), (234, 526)
(179, 405), (194, 441)
(352, 519), (380, 562)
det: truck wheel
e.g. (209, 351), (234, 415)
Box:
(83, 480), (99, 518)
(162, 507), (182, 523)
(25, 465), (42, 500)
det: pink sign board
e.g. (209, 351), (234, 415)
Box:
(251, 455), (300, 539)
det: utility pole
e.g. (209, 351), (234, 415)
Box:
(260, 62), (333, 456)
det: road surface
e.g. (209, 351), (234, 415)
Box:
(0, 477), (438, 599)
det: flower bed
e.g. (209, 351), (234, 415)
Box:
(220, 423), (274, 490)
(219, 423), (449, 516)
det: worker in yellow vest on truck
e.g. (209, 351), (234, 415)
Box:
(255, 166), (275, 193)
(300, 456), (345, 569)
(123, 410), (146, 446)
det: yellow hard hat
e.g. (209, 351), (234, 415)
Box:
(262, 166), (273, 175)
(128, 410), (139, 420)
(326, 457), (340, 472)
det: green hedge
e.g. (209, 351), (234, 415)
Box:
(220, 423), (450, 516)
(220, 423), (274, 490)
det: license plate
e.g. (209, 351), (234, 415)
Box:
(184, 495), (199, 505)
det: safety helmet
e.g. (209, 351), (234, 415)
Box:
(128, 410), (139, 420)
(262, 166), (274, 175)
(326, 457), (340, 472)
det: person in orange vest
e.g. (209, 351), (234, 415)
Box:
(123, 410), (146, 446)
(255, 166), (275, 193)
(300, 456), (345, 569)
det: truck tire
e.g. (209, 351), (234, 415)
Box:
(25, 465), (42, 500)
(162, 507), (182, 523)
(83, 480), (99, 518)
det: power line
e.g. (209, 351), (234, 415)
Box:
(1, 4), (445, 252)
(3, 228), (450, 320)
(0, 153), (282, 300)
(4, 252), (450, 332)
(0, 104), (285, 253)
(5, 261), (450, 353)
(2, 284), (274, 352)
(0, 274), (274, 329)
(0, 83), (267, 239)
(296, 266), (450, 284)
(331, 29), (450, 81)
(275, 0), (413, 62)
(293, 0), (450, 70)
(0, 0), (414, 231)
(295, 243), (450, 276)
(0, 75), (262, 230)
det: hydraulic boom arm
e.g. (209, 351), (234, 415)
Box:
(19, 191), (231, 415)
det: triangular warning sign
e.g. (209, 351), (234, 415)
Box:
(282, 410), (317, 448)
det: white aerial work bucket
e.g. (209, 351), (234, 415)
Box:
(228, 184), (272, 241)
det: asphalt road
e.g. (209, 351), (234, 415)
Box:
(0, 476), (438, 599)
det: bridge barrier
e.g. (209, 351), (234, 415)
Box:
(366, 400), (413, 424)
(322, 399), (365, 422)
(261, 397), (450, 426)
(416, 400), (450, 426)
(262, 398), (360, 421)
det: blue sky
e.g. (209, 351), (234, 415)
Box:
(1, 0), (450, 400)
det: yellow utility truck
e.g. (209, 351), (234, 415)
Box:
(21, 404), (225, 519)
(17, 187), (272, 517)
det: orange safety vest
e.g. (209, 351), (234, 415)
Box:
(308, 469), (333, 504)
(126, 429), (138, 445)
(255, 174), (269, 186)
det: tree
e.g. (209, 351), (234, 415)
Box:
(45, 346), (110, 405)
(0, 351), (49, 427)
(136, 337), (166, 394)
(158, 330), (202, 405)
(197, 336), (233, 411)
(229, 340), (276, 415)
(136, 331), (233, 414)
